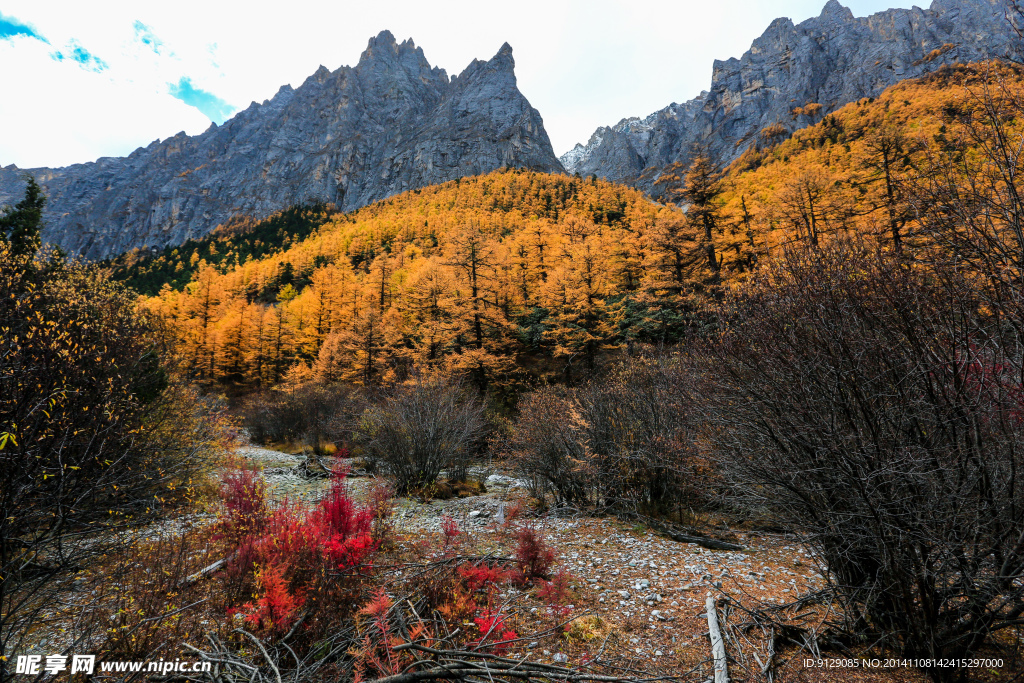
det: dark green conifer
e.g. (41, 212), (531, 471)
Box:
(0, 176), (46, 256)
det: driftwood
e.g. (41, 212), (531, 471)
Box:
(179, 557), (228, 587)
(706, 596), (730, 683)
(367, 643), (680, 683)
(712, 589), (841, 682)
(297, 455), (332, 479)
(614, 512), (746, 551)
(664, 531), (744, 552)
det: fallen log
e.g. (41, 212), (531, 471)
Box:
(665, 531), (744, 552)
(614, 512), (746, 551)
(706, 596), (730, 683)
(179, 557), (228, 587)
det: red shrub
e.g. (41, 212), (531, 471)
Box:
(219, 468), (268, 541)
(315, 474), (377, 570)
(537, 568), (574, 616)
(514, 527), (556, 582)
(216, 468), (389, 641)
(440, 515), (460, 553)
(323, 532), (376, 570)
(436, 588), (477, 622)
(355, 589), (412, 678)
(472, 611), (518, 654)
(473, 611), (508, 635)
(315, 475), (374, 541)
(242, 563), (305, 634)
(458, 563), (510, 592)
(358, 587), (393, 621)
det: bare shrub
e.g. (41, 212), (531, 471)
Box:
(241, 383), (357, 453)
(501, 386), (589, 505)
(504, 357), (705, 516)
(240, 392), (293, 445)
(700, 241), (1024, 680)
(358, 377), (485, 493)
(0, 246), (225, 674)
(577, 357), (704, 515)
(88, 528), (222, 662)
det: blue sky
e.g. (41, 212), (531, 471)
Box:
(0, 11), (44, 42)
(168, 77), (235, 122)
(0, 0), (918, 168)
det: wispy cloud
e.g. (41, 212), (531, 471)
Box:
(133, 20), (165, 55)
(50, 40), (108, 71)
(0, 12), (47, 43)
(168, 76), (236, 123)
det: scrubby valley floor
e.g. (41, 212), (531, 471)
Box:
(229, 445), (937, 683)
(23, 441), (1016, 681)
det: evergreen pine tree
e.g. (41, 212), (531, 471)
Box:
(682, 154), (724, 275)
(0, 176), (46, 256)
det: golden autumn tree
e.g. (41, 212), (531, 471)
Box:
(857, 125), (917, 254)
(544, 234), (616, 377)
(183, 262), (222, 378)
(681, 153), (725, 276)
(773, 165), (848, 247)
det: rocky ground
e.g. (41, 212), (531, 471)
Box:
(243, 445), (936, 682)
(15, 445), (987, 682)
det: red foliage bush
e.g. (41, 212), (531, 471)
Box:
(537, 568), (574, 616)
(316, 475), (374, 539)
(218, 468), (387, 641)
(352, 588), (402, 679)
(242, 563), (306, 634)
(260, 503), (318, 567)
(471, 612), (518, 654)
(458, 563), (510, 593)
(440, 514), (460, 553)
(351, 588), (440, 682)
(513, 527), (556, 582)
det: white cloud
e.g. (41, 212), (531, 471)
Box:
(0, 37), (211, 168)
(1, 0), (919, 168)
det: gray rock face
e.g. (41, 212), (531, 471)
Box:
(562, 0), (1022, 188)
(0, 32), (563, 259)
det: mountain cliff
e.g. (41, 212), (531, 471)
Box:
(0, 31), (563, 259)
(561, 0), (1022, 188)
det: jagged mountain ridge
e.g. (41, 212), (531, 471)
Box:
(0, 31), (563, 259)
(562, 0), (1022, 188)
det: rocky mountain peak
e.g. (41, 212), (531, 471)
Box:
(562, 0), (1021, 189)
(452, 42), (517, 87)
(358, 29), (403, 63)
(820, 0), (854, 21)
(355, 30), (442, 91)
(301, 65), (332, 89)
(0, 34), (562, 259)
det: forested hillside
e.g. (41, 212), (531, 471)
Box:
(109, 204), (336, 295)
(127, 61), (1024, 400)
(669, 61), (1024, 269)
(135, 171), (703, 395)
